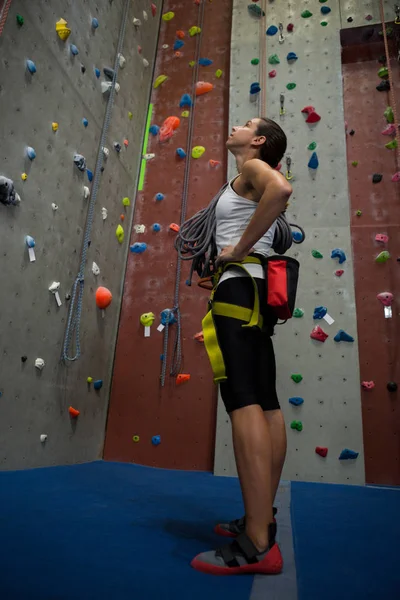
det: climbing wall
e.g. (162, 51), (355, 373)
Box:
(214, 0), (376, 485)
(0, 0), (161, 470)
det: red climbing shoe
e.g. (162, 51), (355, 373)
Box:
(215, 507), (277, 538)
(191, 524), (283, 576)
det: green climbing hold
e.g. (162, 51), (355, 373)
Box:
(291, 374), (303, 384)
(385, 139), (398, 150)
(293, 308), (304, 318)
(301, 10), (313, 18)
(312, 249), (323, 259)
(378, 66), (388, 78)
(251, 58), (260, 65)
(376, 251), (390, 263)
(286, 82), (296, 90)
(16, 14), (24, 26)
(384, 106), (394, 123)
(356, 209), (362, 216)
(308, 142), (317, 150)
(189, 61), (195, 67)
(291, 420), (303, 432)
(268, 54), (280, 65)
(321, 21), (328, 26)
(215, 69), (223, 78)
(352, 161), (358, 166)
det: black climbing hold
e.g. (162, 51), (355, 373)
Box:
(387, 382), (398, 392)
(376, 80), (390, 92)
(101, 167), (104, 172)
(103, 67), (115, 81)
(65, 293), (71, 301)
(81, 64), (86, 73)
(21, 356), (27, 363)
(349, 130), (355, 136)
(373, 173), (383, 183)
(88, 240), (91, 247)
(347, 17), (353, 23)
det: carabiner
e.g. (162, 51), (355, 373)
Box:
(285, 156), (293, 181)
(278, 22), (285, 44)
(280, 93), (285, 116)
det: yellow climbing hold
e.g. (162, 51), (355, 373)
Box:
(128, 111), (133, 120)
(132, 435), (140, 443)
(215, 69), (223, 78)
(189, 26), (201, 36)
(21, 173), (27, 181)
(140, 312), (155, 327)
(55, 18), (71, 41)
(192, 146), (205, 159)
(154, 74), (168, 88)
(122, 197), (131, 207)
(87, 377), (93, 383)
(116, 224), (124, 243)
(189, 61), (195, 67)
(162, 11), (175, 21)
(181, 110), (189, 117)
(52, 122), (59, 132)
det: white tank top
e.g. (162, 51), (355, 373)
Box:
(215, 176), (277, 284)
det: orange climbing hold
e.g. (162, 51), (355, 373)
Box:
(124, 139), (129, 147)
(196, 81), (213, 96)
(176, 30), (185, 38)
(120, 214), (125, 221)
(174, 51), (183, 58)
(176, 374), (191, 385)
(169, 223), (180, 232)
(96, 286), (112, 309)
(194, 331), (204, 343)
(209, 159), (220, 167)
(69, 406), (80, 418)
(159, 116), (180, 143)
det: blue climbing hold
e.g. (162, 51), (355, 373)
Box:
(174, 39), (184, 51)
(160, 354), (164, 361)
(70, 44), (79, 56)
(26, 146), (36, 160)
(149, 124), (160, 135)
(160, 309), (177, 326)
(82, 118), (88, 127)
(289, 397), (304, 406)
(331, 248), (346, 264)
(87, 169), (93, 182)
(94, 67), (100, 78)
(199, 58), (213, 66)
(176, 148), (186, 158)
(321, 6), (331, 15)
(152, 223), (161, 232)
(92, 17), (99, 28)
(130, 242), (147, 254)
(287, 52), (298, 62)
(308, 152), (319, 169)
(155, 193), (164, 201)
(292, 231), (304, 242)
(26, 59), (37, 74)
(339, 448), (359, 460)
(93, 379), (103, 390)
(152, 435), (161, 446)
(179, 94), (192, 108)
(26, 235), (35, 248)
(250, 82), (261, 95)
(313, 306), (327, 320)
(266, 25), (278, 36)
(334, 330), (354, 343)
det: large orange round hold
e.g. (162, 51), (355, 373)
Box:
(96, 286), (112, 309)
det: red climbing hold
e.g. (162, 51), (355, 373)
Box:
(69, 406), (80, 418)
(194, 331), (204, 343)
(176, 29), (185, 39)
(361, 381), (375, 390)
(269, 70), (277, 78)
(169, 223), (180, 232)
(335, 269), (344, 277)
(391, 172), (400, 182)
(306, 111), (321, 123)
(209, 159), (220, 167)
(315, 447), (328, 458)
(287, 23), (294, 32)
(176, 374), (191, 385)
(310, 325), (329, 342)
(301, 106), (315, 114)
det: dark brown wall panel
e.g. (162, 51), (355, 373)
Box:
(104, 0), (232, 470)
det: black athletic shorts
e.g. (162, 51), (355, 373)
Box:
(213, 276), (280, 414)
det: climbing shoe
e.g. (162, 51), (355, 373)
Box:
(215, 507), (277, 538)
(191, 522), (283, 576)
(376, 80), (390, 92)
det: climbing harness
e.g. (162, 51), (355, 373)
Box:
(62, 0), (130, 361)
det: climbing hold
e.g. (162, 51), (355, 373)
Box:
(375, 251), (390, 263)
(308, 152), (319, 169)
(116, 225), (124, 244)
(308, 142), (317, 150)
(312, 249), (323, 259)
(287, 23), (294, 32)
(16, 14), (24, 26)
(209, 160), (220, 168)
(69, 406), (80, 418)
(152, 223), (161, 232)
(52, 122), (59, 132)
(384, 106), (394, 123)
(268, 70), (277, 78)
(26, 146), (36, 161)
(40, 434), (48, 443)
(81, 64), (86, 73)
(196, 81), (213, 96)
(94, 67), (100, 78)
(143, 10), (148, 21)
(176, 148), (186, 158)
(334, 330), (354, 343)
(35, 358), (45, 371)
(347, 17), (353, 23)
(361, 381), (375, 390)
(120, 215), (125, 221)
(133, 435), (140, 443)
(55, 18), (71, 40)
(154, 75), (168, 88)
(160, 310), (177, 326)
(310, 326), (329, 342)
(352, 161), (358, 167)
(122, 197), (130, 207)
(93, 380), (103, 391)
(127, 111), (133, 121)
(152, 435), (161, 445)
(291, 374), (303, 383)
(74, 154), (86, 171)
(114, 142), (122, 152)
(385, 139), (398, 150)
(382, 124), (396, 135)
(130, 243), (147, 254)
(102, 147), (110, 158)
(378, 66), (388, 78)
(375, 233), (389, 243)
(21, 173), (27, 181)
(387, 382), (398, 392)
(70, 44), (79, 56)
(268, 54), (280, 64)
(377, 292), (393, 306)
(377, 80), (390, 92)
(293, 308), (304, 318)
(372, 173), (382, 183)
(287, 52), (298, 63)
(96, 287), (112, 310)
(250, 82), (261, 96)
(149, 125), (160, 136)
(118, 54), (126, 69)
(321, 6), (331, 14)
(349, 129), (355, 136)
(87, 377), (93, 384)
(290, 421), (303, 432)
(391, 172), (400, 182)
(301, 10), (313, 18)
(176, 374), (191, 385)
(316, 447), (328, 458)
(248, 4), (265, 17)
(179, 93), (192, 108)
(335, 269), (344, 277)
(86, 169), (93, 182)
(82, 118), (88, 128)
(92, 262), (100, 276)
(339, 449), (359, 460)
(162, 11), (175, 21)
(331, 248), (346, 264)
(140, 313), (155, 327)
(194, 331), (204, 343)
(251, 58), (260, 65)
(355, 210), (362, 216)
(21, 356), (28, 363)
(286, 83), (296, 90)
(101, 81), (120, 94)
(215, 69), (223, 78)
(174, 40), (184, 51)
(103, 67), (115, 81)
(192, 146), (205, 159)
(155, 193), (164, 201)
(313, 306), (327, 320)
(159, 116), (180, 143)
(266, 25), (278, 36)
(306, 111), (321, 124)
(25, 236), (36, 262)
(199, 58), (213, 66)
(92, 17), (99, 29)
(51, 203), (58, 211)
(26, 60), (37, 74)
(169, 223), (180, 233)
(189, 61), (196, 67)
(289, 397), (304, 406)
(176, 30), (185, 39)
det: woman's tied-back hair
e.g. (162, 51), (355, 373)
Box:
(256, 117), (287, 169)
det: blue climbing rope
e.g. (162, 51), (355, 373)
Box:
(62, 0), (130, 361)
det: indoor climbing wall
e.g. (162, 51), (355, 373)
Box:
(0, 0), (161, 470)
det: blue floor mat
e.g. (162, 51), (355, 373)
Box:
(0, 461), (253, 600)
(291, 481), (400, 600)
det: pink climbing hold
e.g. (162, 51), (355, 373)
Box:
(377, 292), (393, 307)
(382, 124), (396, 135)
(391, 172), (400, 182)
(375, 233), (389, 243)
(138, 45), (142, 53)
(310, 325), (329, 342)
(365, 14), (373, 21)
(315, 447), (328, 458)
(335, 269), (344, 277)
(287, 23), (294, 32)
(361, 381), (375, 390)
(269, 70), (277, 78)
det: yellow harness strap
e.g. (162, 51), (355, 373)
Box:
(201, 257), (263, 384)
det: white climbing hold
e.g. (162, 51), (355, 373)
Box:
(162, 44), (169, 49)
(35, 358), (45, 371)
(118, 53), (126, 68)
(40, 434), (48, 443)
(134, 224), (146, 234)
(92, 262), (100, 276)
(51, 203), (58, 211)
(102, 147), (110, 158)
(101, 207), (108, 220)
(48, 281), (62, 306)
(143, 153), (155, 160)
(143, 10), (148, 20)
(133, 17), (141, 27)
(143, 58), (149, 68)
(83, 186), (90, 199)
(101, 81), (120, 94)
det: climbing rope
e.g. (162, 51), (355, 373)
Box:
(160, 0), (207, 385)
(379, 0), (400, 168)
(62, 0), (130, 361)
(259, 0), (267, 115)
